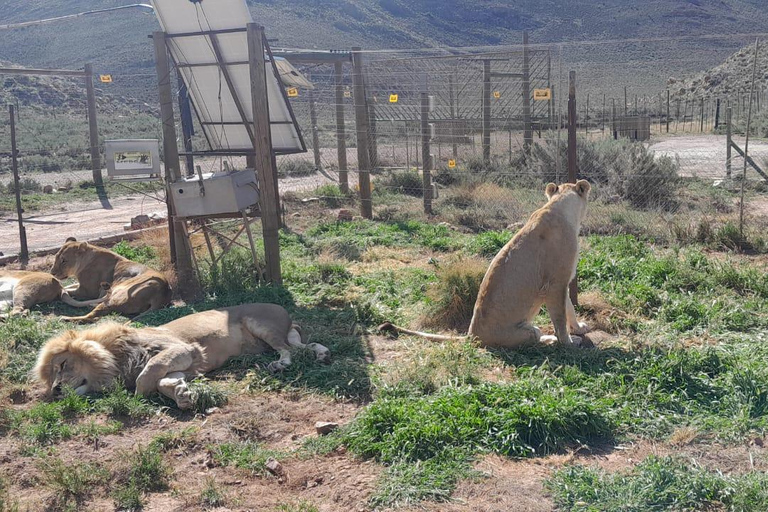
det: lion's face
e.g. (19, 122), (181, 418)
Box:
(51, 242), (84, 280)
(34, 331), (119, 396)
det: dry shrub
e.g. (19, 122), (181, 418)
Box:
(577, 290), (634, 334)
(443, 183), (523, 232)
(136, 228), (177, 290)
(421, 257), (488, 332)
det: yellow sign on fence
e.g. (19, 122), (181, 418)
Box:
(533, 88), (552, 101)
(389, 94), (399, 103)
(99, 75), (113, 83)
(493, 91), (501, 99)
(448, 159), (456, 168)
(287, 87), (299, 97)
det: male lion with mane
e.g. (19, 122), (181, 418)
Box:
(34, 303), (330, 409)
(381, 180), (592, 347)
(50, 238), (172, 322)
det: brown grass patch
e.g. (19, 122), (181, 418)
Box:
(577, 290), (634, 334)
(420, 257), (487, 332)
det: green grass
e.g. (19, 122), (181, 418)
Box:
(200, 477), (227, 509)
(111, 240), (157, 265)
(149, 427), (198, 453)
(547, 455), (768, 511)
(38, 457), (108, 512)
(208, 441), (284, 476)
(112, 445), (171, 511)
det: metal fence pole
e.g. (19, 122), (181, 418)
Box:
(421, 77), (433, 215)
(567, 70), (578, 306)
(9, 105), (28, 265)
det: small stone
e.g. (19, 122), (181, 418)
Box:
(265, 458), (283, 476)
(43, 185), (54, 194)
(315, 421), (339, 435)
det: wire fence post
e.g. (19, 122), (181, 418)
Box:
(666, 90), (670, 133)
(153, 31), (200, 298)
(740, 38), (760, 237)
(9, 104), (29, 265)
(351, 47), (373, 219)
(522, 31), (533, 154)
(726, 106), (733, 179)
(567, 70), (578, 306)
(421, 75), (433, 215)
(84, 63), (103, 189)
(482, 59), (491, 163)
(334, 61), (349, 193)
(308, 87), (322, 173)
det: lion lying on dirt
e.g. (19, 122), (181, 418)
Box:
(34, 303), (330, 409)
(381, 180), (592, 347)
(50, 238), (172, 323)
(0, 270), (102, 317)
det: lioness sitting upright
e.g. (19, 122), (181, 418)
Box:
(381, 180), (591, 347)
(51, 238), (172, 323)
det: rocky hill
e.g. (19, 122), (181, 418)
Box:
(670, 41), (768, 100)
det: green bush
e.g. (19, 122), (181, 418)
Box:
(377, 170), (424, 197)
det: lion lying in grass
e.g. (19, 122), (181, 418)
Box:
(0, 270), (102, 317)
(381, 180), (592, 347)
(50, 238), (172, 323)
(34, 303), (330, 409)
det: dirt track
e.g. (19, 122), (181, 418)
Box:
(649, 134), (768, 178)
(0, 173), (332, 257)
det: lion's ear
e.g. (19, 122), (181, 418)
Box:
(65, 237), (77, 243)
(545, 183), (558, 199)
(576, 179), (591, 197)
(76, 242), (88, 252)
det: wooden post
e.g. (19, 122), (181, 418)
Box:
(247, 24), (282, 284)
(368, 101), (378, 169)
(448, 74), (458, 159)
(522, 31), (532, 153)
(585, 93), (589, 135)
(308, 88), (322, 172)
(482, 59), (491, 163)
(611, 99), (617, 140)
(84, 64), (103, 188)
(699, 98), (704, 133)
(715, 98), (721, 129)
(726, 106), (732, 178)
(351, 47), (373, 219)
(666, 90), (670, 133)
(9, 105), (28, 265)
(567, 71), (578, 306)
(153, 31), (199, 298)
(602, 93), (606, 135)
(334, 61), (349, 193)
(421, 80), (433, 215)
(624, 86), (628, 116)
(177, 75), (195, 177)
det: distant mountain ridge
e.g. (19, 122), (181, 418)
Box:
(1, 0), (767, 103)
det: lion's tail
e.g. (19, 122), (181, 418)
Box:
(60, 291), (106, 308)
(378, 322), (466, 342)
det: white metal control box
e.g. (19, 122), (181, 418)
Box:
(171, 169), (260, 218)
(105, 139), (161, 181)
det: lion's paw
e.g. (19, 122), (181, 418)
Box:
(174, 384), (194, 410)
(135, 372), (155, 396)
(572, 322), (590, 335)
(268, 361), (287, 373)
(308, 343), (331, 363)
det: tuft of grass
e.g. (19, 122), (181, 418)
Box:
(111, 240), (157, 265)
(314, 184), (349, 207)
(188, 379), (229, 413)
(0, 476), (19, 512)
(421, 257), (486, 332)
(112, 445), (171, 510)
(96, 382), (155, 418)
(469, 229), (513, 257)
(377, 170), (424, 197)
(547, 455), (768, 511)
(207, 441), (284, 476)
(200, 477), (227, 509)
(149, 427), (198, 452)
(276, 501), (320, 512)
(370, 453), (477, 508)
(39, 457), (108, 511)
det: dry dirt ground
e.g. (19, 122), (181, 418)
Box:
(4, 331), (768, 512)
(649, 134), (768, 179)
(0, 173), (332, 256)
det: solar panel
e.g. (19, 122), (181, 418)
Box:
(151, 0), (305, 154)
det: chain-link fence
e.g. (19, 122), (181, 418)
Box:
(3, 34), (768, 259)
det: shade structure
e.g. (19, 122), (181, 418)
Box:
(151, 0), (306, 154)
